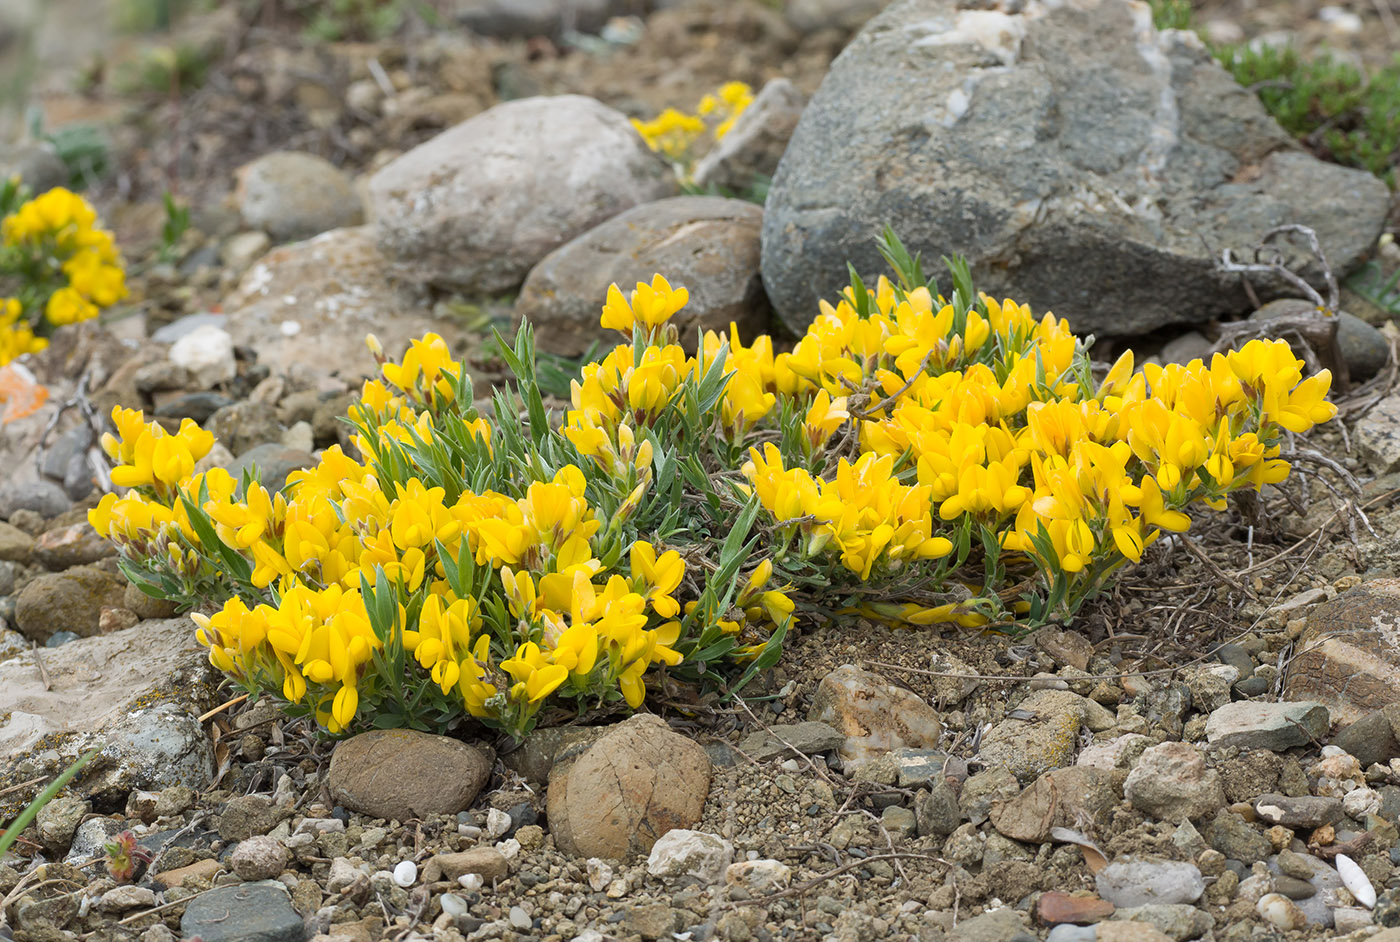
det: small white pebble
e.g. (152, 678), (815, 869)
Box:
(392, 860), (417, 887)
(586, 858), (613, 892)
(1257, 892), (1307, 930)
(496, 837), (521, 860)
(780, 758), (802, 773)
(440, 893), (468, 918)
(279, 319), (302, 336)
(509, 905), (532, 930)
(458, 873), (484, 892)
(485, 808), (512, 841)
(1343, 788), (1381, 819)
(1337, 854), (1376, 909)
(1321, 745), (1347, 759)
(458, 824), (481, 840)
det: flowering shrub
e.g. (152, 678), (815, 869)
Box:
(0, 182), (127, 364)
(632, 81), (754, 182)
(91, 232), (1336, 740)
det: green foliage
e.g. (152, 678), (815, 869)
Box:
(115, 0), (212, 32)
(1150, 0), (1195, 31)
(301, 0), (405, 41)
(158, 192), (191, 264)
(1347, 258), (1400, 318)
(1144, 0), (1400, 186)
(115, 42), (212, 96)
(680, 174), (771, 206)
(1215, 45), (1400, 186)
(45, 125), (111, 189)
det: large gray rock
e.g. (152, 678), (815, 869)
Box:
(761, 0), (1390, 337)
(517, 196), (770, 356)
(85, 701), (216, 802)
(1095, 857), (1205, 907)
(369, 95), (678, 295)
(181, 882), (305, 942)
(14, 566), (127, 641)
(1205, 700), (1330, 751)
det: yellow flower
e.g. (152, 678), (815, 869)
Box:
(502, 642), (568, 703)
(599, 276), (690, 335)
(630, 540), (685, 618)
(803, 391), (849, 450)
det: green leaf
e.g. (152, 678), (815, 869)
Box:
(724, 616), (790, 701)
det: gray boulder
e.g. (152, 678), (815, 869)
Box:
(761, 0), (1390, 338)
(517, 196), (770, 355)
(369, 95), (678, 295)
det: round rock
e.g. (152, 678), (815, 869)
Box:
(237, 151), (364, 243)
(368, 95), (678, 295)
(1095, 857), (1205, 907)
(230, 835), (290, 881)
(547, 714), (711, 860)
(516, 196), (770, 356)
(14, 566), (127, 642)
(328, 729), (493, 821)
(1124, 741), (1226, 822)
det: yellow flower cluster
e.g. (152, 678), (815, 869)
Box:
(94, 325), (790, 738)
(0, 298), (44, 362)
(728, 273), (1335, 604)
(0, 187), (127, 365)
(632, 81), (754, 177)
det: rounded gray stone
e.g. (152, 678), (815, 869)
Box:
(237, 151), (364, 243)
(517, 196), (770, 356)
(1095, 856), (1205, 907)
(368, 95), (678, 295)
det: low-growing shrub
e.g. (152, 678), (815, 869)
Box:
(92, 233), (1337, 740)
(0, 183), (127, 364)
(1216, 44), (1400, 186)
